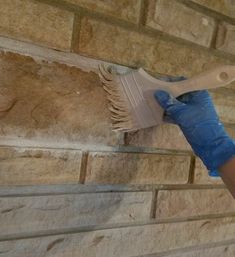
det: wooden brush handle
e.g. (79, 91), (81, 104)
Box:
(171, 65), (235, 97)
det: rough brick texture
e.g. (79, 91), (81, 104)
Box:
(147, 0), (215, 47)
(0, 52), (121, 146)
(0, 147), (82, 185)
(78, 17), (229, 76)
(0, 191), (152, 235)
(86, 152), (190, 184)
(1, 217), (235, 257)
(216, 22), (235, 55)
(191, 0), (235, 18)
(156, 189), (235, 219)
(65, 0), (141, 23)
(0, 0), (74, 50)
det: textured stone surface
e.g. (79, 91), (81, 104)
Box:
(78, 17), (230, 76)
(0, 0), (74, 50)
(216, 22), (235, 55)
(194, 158), (223, 184)
(211, 88), (235, 124)
(191, 0), (235, 18)
(156, 189), (235, 219)
(66, 0), (141, 23)
(86, 152), (190, 184)
(0, 147), (82, 185)
(147, 0), (215, 47)
(0, 191), (152, 235)
(126, 124), (191, 151)
(139, 244), (235, 257)
(0, 52), (121, 146)
(1, 217), (235, 257)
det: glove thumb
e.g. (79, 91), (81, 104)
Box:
(154, 90), (185, 113)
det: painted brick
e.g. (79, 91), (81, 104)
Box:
(216, 22), (235, 55)
(86, 152), (190, 184)
(0, 147), (82, 185)
(0, 191), (152, 236)
(191, 0), (235, 19)
(1, 217), (235, 256)
(0, 52), (121, 146)
(65, 0), (141, 23)
(211, 88), (235, 124)
(0, 0), (74, 50)
(146, 0), (215, 47)
(156, 189), (235, 219)
(78, 17), (231, 76)
(126, 124), (191, 151)
(194, 158), (223, 184)
(139, 244), (235, 257)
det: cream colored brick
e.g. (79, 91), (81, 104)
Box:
(0, 192), (152, 235)
(191, 0), (235, 19)
(0, 147), (82, 185)
(78, 17), (231, 76)
(1, 217), (235, 256)
(147, 0), (215, 47)
(65, 0), (141, 23)
(194, 158), (223, 184)
(0, 0), (74, 50)
(156, 189), (235, 219)
(126, 124), (191, 151)
(216, 22), (235, 55)
(0, 52), (121, 146)
(86, 152), (190, 184)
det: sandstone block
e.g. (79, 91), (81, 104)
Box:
(1, 217), (235, 256)
(86, 152), (191, 184)
(0, 147), (82, 185)
(66, 0), (141, 23)
(0, 52), (121, 146)
(78, 17), (230, 76)
(0, 0), (74, 50)
(191, 0), (235, 19)
(216, 22), (235, 55)
(156, 189), (235, 219)
(0, 191), (152, 235)
(126, 124), (191, 151)
(147, 0), (215, 47)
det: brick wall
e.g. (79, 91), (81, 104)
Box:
(0, 0), (235, 256)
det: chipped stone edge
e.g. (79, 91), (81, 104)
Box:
(0, 36), (130, 74)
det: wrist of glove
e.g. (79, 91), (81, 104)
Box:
(154, 88), (235, 177)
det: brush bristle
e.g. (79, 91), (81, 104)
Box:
(98, 64), (137, 132)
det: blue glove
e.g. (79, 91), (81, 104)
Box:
(154, 89), (235, 177)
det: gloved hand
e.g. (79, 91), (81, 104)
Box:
(154, 88), (235, 177)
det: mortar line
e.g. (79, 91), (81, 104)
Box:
(187, 155), (196, 184)
(150, 189), (158, 219)
(210, 18), (220, 49)
(139, 0), (149, 27)
(79, 151), (88, 184)
(0, 212), (235, 242)
(70, 13), (82, 53)
(0, 184), (226, 197)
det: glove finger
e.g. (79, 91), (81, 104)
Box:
(163, 114), (177, 124)
(154, 90), (185, 115)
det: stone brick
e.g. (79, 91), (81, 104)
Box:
(139, 244), (235, 257)
(194, 158), (223, 184)
(146, 0), (215, 47)
(211, 88), (235, 124)
(0, 147), (82, 185)
(216, 22), (235, 55)
(0, 0), (74, 50)
(66, 0), (141, 23)
(0, 52), (121, 146)
(191, 0), (235, 19)
(1, 217), (235, 257)
(78, 17), (231, 76)
(126, 124), (191, 151)
(156, 189), (235, 219)
(0, 191), (152, 235)
(86, 152), (190, 184)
